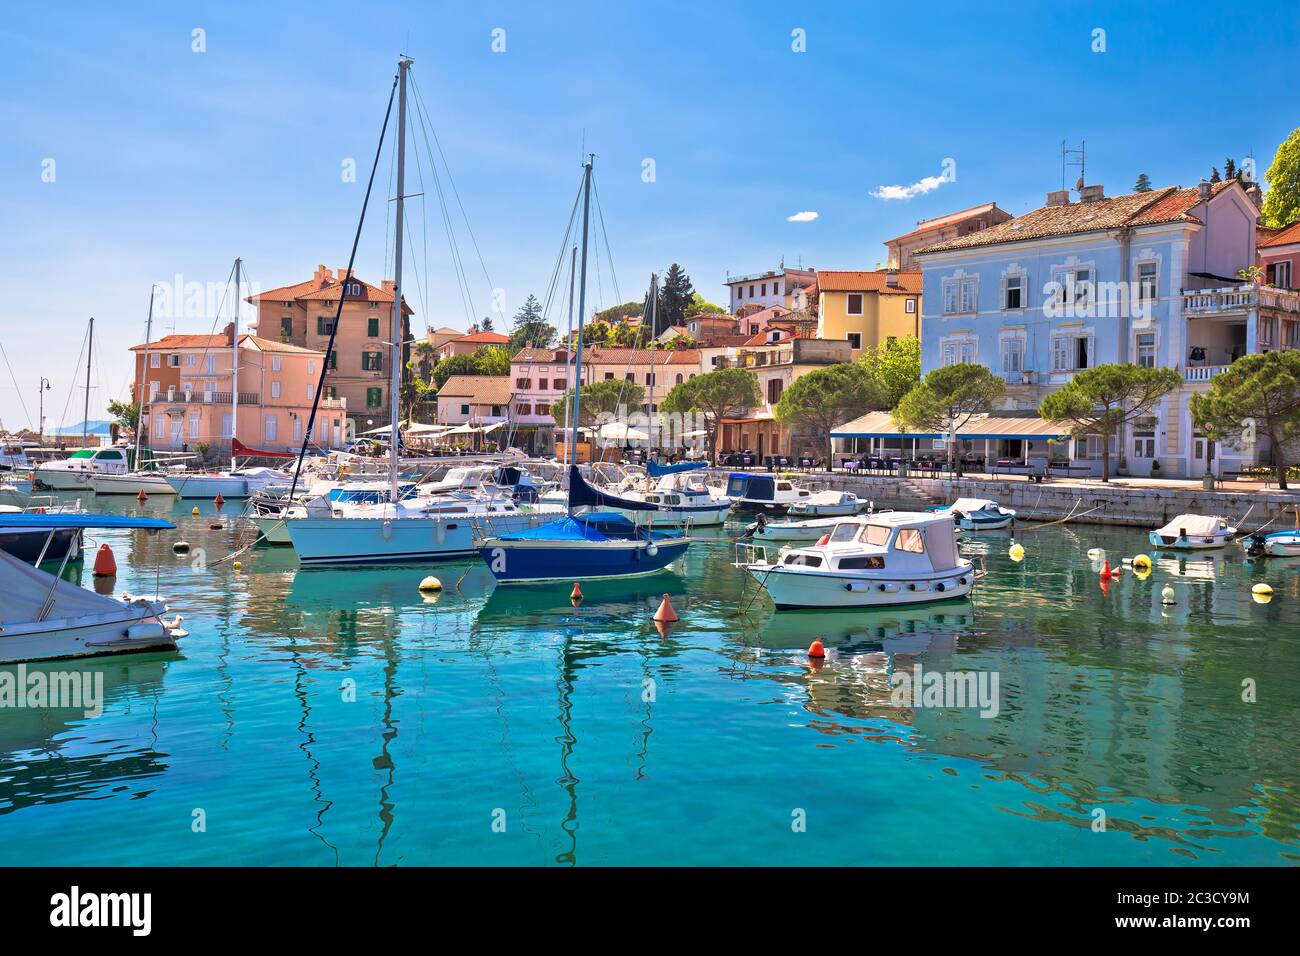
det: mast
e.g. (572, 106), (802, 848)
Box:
(136, 288), (157, 469)
(389, 57), (413, 504)
(231, 257), (241, 463)
(561, 243), (577, 466)
(83, 317), (93, 446)
(567, 156), (594, 514)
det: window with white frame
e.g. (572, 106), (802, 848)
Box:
(271, 381), (281, 399)
(1132, 417), (1157, 458)
(150, 354), (160, 368)
(942, 276), (978, 315)
(205, 355), (216, 374)
(1000, 336), (1024, 374)
(846, 293), (864, 315)
(1052, 332), (1093, 371)
(149, 381), (159, 401)
(272, 356), (282, 372)
(906, 298), (916, 313)
(1137, 261), (1158, 302)
(1136, 331), (1157, 368)
(1003, 275), (1024, 310)
(188, 414), (200, 439)
(1275, 260), (1293, 289)
(1053, 267), (1093, 306)
(186, 354), (197, 367)
(265, 416), (278, 442)
(941, 337), (977, 365)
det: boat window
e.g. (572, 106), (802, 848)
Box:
(838, 555), (885, 570)
(98, 450), (124, 460)
(777, 482), (792, 491)
(895, 529), (926, 553)
(726, 476), (748, 496)
(828, 523), (859, 543)
(70, 450), (95, 459)
(783, 553), (823, 567)
(857, 524), (891, 547)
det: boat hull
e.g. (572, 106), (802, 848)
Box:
(286, 511), (549, 566)
(33, 466), (103, 491)
(90, 473), (178, 496)
(957, 514), (1014, 531)
(0, 613), (179, 664)
(1148, 530), (1234, 550)
(251, 515), (293, 545)
(0, 527), (82, 563)
(167, 474), (251, 498)
(747, 564), (976, 610)
(479, 537), (690, 583)
(615, 504), (730, 527)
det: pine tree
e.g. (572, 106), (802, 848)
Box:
(656, 263), (695, 335)
(1134, 172), (1153, 192)
(1224, 158), (1236, 180)
(480, 316), (494, 332)
(507, 294), (556, 352)
(1210, 167), (1222, 183)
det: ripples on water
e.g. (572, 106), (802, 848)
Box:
(1, 497), (1297, 865)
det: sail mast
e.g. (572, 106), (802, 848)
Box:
(135, 288), (156, 469)
(389, 57), (413, 504)
(83, 317), (93, 446)
(231, 257), (242, 463)
(567, 157), (594, 514)
(561, 243), (577, 467)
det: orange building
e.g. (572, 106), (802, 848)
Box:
(130, 323), (345, 454)
(249, 265), (413, 430)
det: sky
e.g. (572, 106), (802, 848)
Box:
(1, 0), (1297, 430)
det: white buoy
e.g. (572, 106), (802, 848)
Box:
(1252, 583), (1273, 596)
(1087, 547), (1103, 560)
(419, 575), (443, 592)
(1161, 585), (1176, 605)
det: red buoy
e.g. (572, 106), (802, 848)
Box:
(92, 543), (117, 577)
(214, 493), (225, 508)
(807, 639), (826, 659)
(816, 534), (830, 546)
(653, 593), (679, 623)
(136, 489), (148, 503)
(570, 582), (582, 600)
(1099, 560), (1112, 580)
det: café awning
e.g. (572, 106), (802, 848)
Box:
(832, 411), (1070, 441)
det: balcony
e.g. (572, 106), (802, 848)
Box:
(1183, 365), (1231, 383)
(147, 391), (259, 406)
(1182, 284), (1300, 316)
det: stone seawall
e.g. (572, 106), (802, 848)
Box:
(706, 470), (1297, 529)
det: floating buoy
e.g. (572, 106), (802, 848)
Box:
(1099, 560), (1113, 580)
(570, 582), (583, 601)
(418, 575), (443, 592)
(646, 541), (659, 557)
(92, 543), (116, 577)
(1008, 542), (1025, 562)
(1161, 585), (1176, 605)
(654, 618), (675, 639)
(653, 593), (678, 623)
(1252, 583), (1273, 596)
(807, 639), (826, 659)
(1133, 553), (1152, 570)
(232, 560), (242, 570)
(214, 493), (224, 508)
(1087, 547), (1103, 560)
(1134, 566), (1152, 581)
(136, 489), (148, 503)
(209, 522), (223, 530)
(191, 506), (200, 516)
(172, 540), (190, 554)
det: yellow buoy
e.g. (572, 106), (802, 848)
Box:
(232, 560), (242, 570)
(1252, 583), (1273, 596)
(1008, 542), (1025, 562)
(418, 575), (443, 592)
(191, 506), (200, 516)
(1134, 566), (1152, 581)
(1133, 553), (1152, 570)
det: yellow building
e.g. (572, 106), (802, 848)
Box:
(816, 270), (922, 357)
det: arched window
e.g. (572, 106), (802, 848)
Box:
(675, 373), (683, 385)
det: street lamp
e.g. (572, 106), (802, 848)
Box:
(38, 377), (51, 443)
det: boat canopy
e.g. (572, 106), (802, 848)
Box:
(0, 513), (176, 530)
(495, 512), (637, 542)
(1155, 514), (1227, 536)
(0, 548), (129, 624)
(949, 498), (999, 512)
(647, 460), (708, 478)
(568, 464), (658, 511)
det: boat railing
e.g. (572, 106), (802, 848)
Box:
(734, 541), (769, 567)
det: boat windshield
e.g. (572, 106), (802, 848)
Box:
(69, 450), (96, 459)
(856, 524), (891, 547)
(828, 523), (860, 544)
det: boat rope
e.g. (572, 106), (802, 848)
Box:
(1012, 497), (1113, 533)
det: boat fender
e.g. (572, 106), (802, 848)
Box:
(959, 577), (968, 585)
(126, 621), (167, 641)
(935, 582), (946, 592)
(845, 581), (871, 592)
(647, 542), (659, 557)
(382, 520), (393, 541)
(816, 534), (830, 546)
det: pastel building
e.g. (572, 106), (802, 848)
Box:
(817, 270), (922, 356)
(1258, 221), (1299, 289)
(130, 323), (344, 454)
(885, 202), (1012, 270)
(912, 179), (1300, 478)
(724, 265), (817, 314)
(435, 330), (510, 359)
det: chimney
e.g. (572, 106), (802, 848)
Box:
(382, 279), (396, 293)
(1198, 179), (1212, 200)
(885, 269), (900, 288)
(1079, 184), (1105, 203)
(313, 264), (333, 288)
(336, 268), (348, 281)
(1046, 190), (1070, 207)
(1246, 183), (1263, 209)
(224, 321), (236, 346)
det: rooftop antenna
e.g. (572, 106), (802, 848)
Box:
(1062, 139), (1086, 196)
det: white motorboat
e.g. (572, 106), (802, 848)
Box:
(787, 489), (862, 518)
(0, 513), (187, 664)
(740, 511), (980, 610)
(607, 472), (731, 526)
(1241, 530), (1300, 558)
(931, 497), (1016, 531)
(745, 513), (844, 543)
(1149, 513), (1236, 550)
(90, 470), (178, 496)
(33, 447), (131, 490)
(724, 472), (814, 514)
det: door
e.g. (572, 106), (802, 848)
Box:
(1190, 432), (1209, 478)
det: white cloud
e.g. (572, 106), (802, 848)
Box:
(871, 174), (947, 201)
(786, 210), (819, 222)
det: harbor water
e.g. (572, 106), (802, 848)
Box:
(1, 496), (1297, 865)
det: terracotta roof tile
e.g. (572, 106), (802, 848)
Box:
(130, 333), (229, 351)
(451, 331), (510, 345)
(886, 202), (1001, 243)
(1259, 220), (1300, 248)
(817, 270), (923, 293)
(436, 375), (512, 405)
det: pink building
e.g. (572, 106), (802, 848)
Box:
(436, 330), (510, 359)
(1259, 221), (1299, 289)
(130, 323), (345, 454)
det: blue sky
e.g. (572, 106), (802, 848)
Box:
(1, 0), (1297, 429)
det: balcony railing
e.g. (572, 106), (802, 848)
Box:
(1183, 365), (1231, 383)
(1182, 284), (1300, 316)
(148, 391), (260, 406)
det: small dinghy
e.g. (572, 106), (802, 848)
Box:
(1149, 513), (1236, 550)
(787, 489), (862, 517)
(744, 513), (844, 543)
(1241, 530), (1300, 558)
(739, 512), (982, 610)
(931, 497), (1015, 531)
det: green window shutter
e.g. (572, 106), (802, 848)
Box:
(367, 388), (382, 408)
(327, 351), (336, 370)
(317, 316), (326, 335)
(368, 317), (379, 337)
(281, 317), (293, 337)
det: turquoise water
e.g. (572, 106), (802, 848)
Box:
(2, 496), (1298, 866)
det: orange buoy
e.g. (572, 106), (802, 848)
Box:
(136, 489), (148, 503)
(654, 619), (675, 639)
(214, 493), (224, 508)
(92, 543), (117, 577)
(1099, 560), (1112, 580)
(653, 593), (679, 623)
(570, 582), (582, 601)
(807, 639), (826, 659)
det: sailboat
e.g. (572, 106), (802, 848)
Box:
(478, 157), (691, 584)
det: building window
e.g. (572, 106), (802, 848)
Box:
(1274, 260), (1293, 289)
(324, 386), (337, 400)
(767, 379), (783, 403)
(367, 387), (383, 408)
(149, 381), (159, 401)
(1137, 261), (1158, 302)
(459, 403), (470, 415)
(293, 417), (302, 441)
(1000, 337), (1024, 374)
(1136, 332), (1156, 368)
(516, 403), (532, 416)
(1053, 267), (1093, 307)
(1003, 275), (1023, 310)
(847, 332), (862, 350)
(188, 414), (200, 439)
(281, 317), (293, 338)
(675, 373), (683, 385)
(761, 283), (767, 296)
(1133, 418), (1156, 458)
(1052, 334), (1092, 371)
(265, 416), (278, 442)
(362, 351), (383, 371)
(941, 338), (976, 365)
(748, 285), (754, 297)
(516, 377), (532, 389)
(150, 354), (160, 368)
(906, 298), (916, 313)
(327, 350), (337, 370)
(186, 354), (197, 367)
(205, 355), (216, 374)
(272, 355), (282, 372)
(168, 354), (180, 367)
(846, 293), (864, 315)
(271, 381), (281, 399)
(536, 403), (550, 415)
(604, 372), (615, 380)
(306, 383), (314, 399)
(367, 317), (380, 337)
(646, 373), (655, 386)
(942, 276), (978, 314)
(317, 316), (334, 335)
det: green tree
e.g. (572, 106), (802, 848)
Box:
(683, 292), (727, 318)
(1210, 166), (1222, 184)
(894, 364), (1005, 476)
(593, 301), (643, 324)
(858, 336), (921, 410)
(656, 263), (695, 334)
(774, 363), (872, 470)
(108, 399), (139, 432)
(480, 315), (494, 332)
(431, 353), (478, 390)
(1190, 351), (1300, 490)
(652, 332), (697, 351)
(661, 367), (761, 464)
(412, 341), (437, 383)
(1134, 172), (1153, 192)
(1038, 363), (1181, 482)
(1224, 157), (1237, 180)
(1262, 128), (1300, 228)
(472, 344), (511, 377)
(507, 294), (556, 352)
(551, 378), (646, 431)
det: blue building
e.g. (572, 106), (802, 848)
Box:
(906, 179), (1300, 479)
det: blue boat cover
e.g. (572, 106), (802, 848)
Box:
(647, 460), (707, 478)
(0, 513), (176, 530)
(567, 464), (658, 511)
(496, 512), (637, 542)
